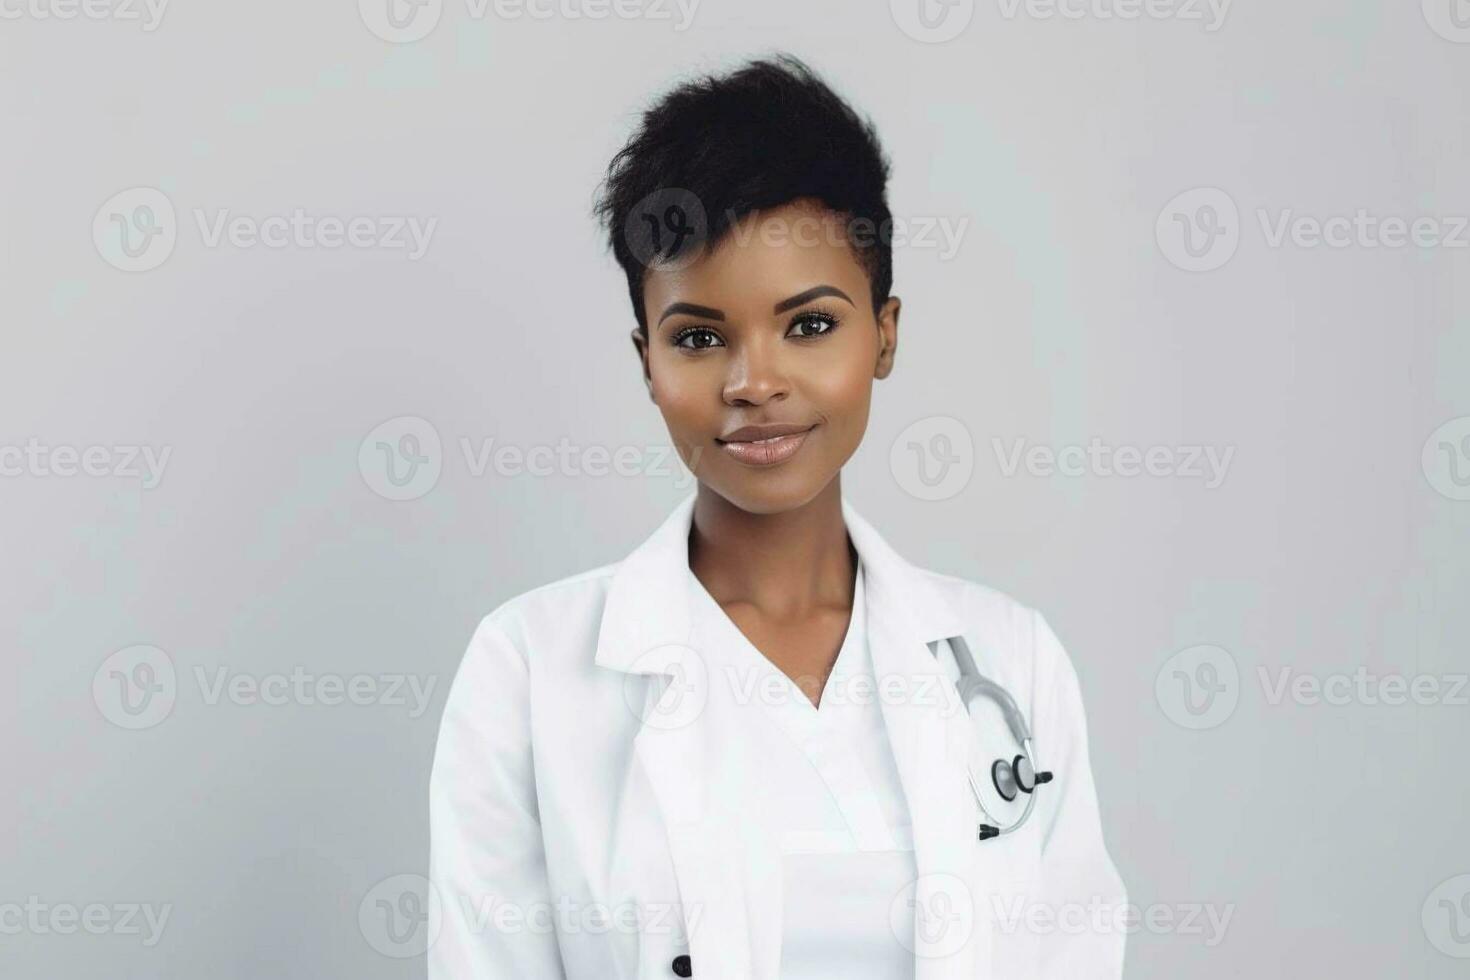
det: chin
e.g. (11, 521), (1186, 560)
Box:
(701, 469), (836, 517)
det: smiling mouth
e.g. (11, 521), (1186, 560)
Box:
(716, 425), (817, 467)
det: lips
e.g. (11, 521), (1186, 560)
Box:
(718, 422), (816, 443)
(716, 422), (817, 467)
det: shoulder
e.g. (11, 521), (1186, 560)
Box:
(915, 565), (1054, 647)
(911, 565), (1081, 699)
(439, 561), (617, 687)
(477, 562), (618, 646)
(921, 566), (1036, 628)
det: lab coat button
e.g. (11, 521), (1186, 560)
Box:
(671, 953), (692, 976)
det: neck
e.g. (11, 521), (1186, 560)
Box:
(687, 479), (857, 621)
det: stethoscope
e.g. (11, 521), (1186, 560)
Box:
(929, 634), (1053, 842)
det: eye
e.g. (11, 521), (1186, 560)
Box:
(671, 326), (725, 350)
(787, 309), (841, 339)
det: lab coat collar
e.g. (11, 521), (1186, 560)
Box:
(596, 491), (989, 980)
(594, 489), (966, 676)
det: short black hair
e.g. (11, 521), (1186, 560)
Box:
(592, 53), (894, 336)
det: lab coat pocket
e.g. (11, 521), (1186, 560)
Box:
(973, 817), (1043, 980)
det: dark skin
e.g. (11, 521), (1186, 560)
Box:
(630, 198), (901, 709)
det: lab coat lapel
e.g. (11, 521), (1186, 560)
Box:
(844, 501), (994, 980)
(598, 492), (759, 980)
(861, 588), (989, 979)
(631, 715), (756, 980)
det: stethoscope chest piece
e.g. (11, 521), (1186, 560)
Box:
(934, 634), (1054, 843)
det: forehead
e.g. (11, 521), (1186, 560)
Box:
(643, 200), (869, 313)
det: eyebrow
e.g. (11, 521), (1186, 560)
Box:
(774, 285), (853, 314)
(656, 285), (855, 327)
(657, 302), (725, 326)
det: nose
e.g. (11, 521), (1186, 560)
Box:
(721, 334), (789, 406)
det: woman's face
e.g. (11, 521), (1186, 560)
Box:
(633, 199), (900, 515)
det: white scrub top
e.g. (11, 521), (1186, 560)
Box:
(687, 558), (918, 979)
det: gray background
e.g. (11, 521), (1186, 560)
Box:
(3, 0), (1468, 977)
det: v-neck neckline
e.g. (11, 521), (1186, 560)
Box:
(688, 559), (866, 717)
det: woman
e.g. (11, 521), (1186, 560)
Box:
(429, 54), (1126, 980)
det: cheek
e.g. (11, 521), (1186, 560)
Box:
(650, 361), (716, 434)
(800, 368), (873, 470)
(650, 378), (710, 474)
(817, 356), (875, 427)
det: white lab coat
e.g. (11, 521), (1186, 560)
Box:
(429, 491), (1128, 980)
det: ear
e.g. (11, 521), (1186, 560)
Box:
(630, 327), (655, 401)
(874, 296), (900, 380)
